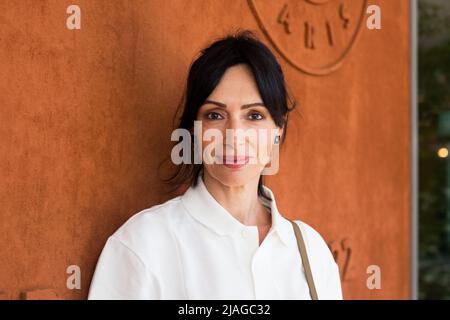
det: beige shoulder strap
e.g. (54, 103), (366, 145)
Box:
(289, 220), (319, 300)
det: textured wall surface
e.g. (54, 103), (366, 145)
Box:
(0, 0), (411, 299)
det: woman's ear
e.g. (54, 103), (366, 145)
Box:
(278, 127), (284, 142)
(273, 127), (283, 144)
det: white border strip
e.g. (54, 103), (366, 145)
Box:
(410, 0), (418, 301)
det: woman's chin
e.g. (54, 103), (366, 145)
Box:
(205, 165), (262, 186)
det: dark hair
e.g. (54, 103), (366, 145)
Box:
(163, 29), (296, 201)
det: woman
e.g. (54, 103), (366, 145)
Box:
(88, 30), (343, 300)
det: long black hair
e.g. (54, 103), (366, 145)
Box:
(163, 29), (297, 201)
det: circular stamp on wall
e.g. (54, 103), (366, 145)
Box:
(248, 0), (367, 76)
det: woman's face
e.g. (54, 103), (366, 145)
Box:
(196, 63), (283, 187)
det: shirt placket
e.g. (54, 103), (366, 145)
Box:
(234, 226), (279, 299)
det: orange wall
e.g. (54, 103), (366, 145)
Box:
(0, 0), (411, 299)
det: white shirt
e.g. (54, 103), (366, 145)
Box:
(88, 174), (343, 300)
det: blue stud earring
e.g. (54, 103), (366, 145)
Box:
(274, 135), (280, 144)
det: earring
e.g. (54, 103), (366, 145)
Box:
(274, 135), (280, 144)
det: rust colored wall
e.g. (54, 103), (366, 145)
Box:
(0, 0), (411, 299)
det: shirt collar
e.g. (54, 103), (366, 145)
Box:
(180, 173), (294, 247)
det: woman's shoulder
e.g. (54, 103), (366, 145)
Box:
(292, 219), (342, 299)
(107, 195), (185, 251)
(292, 219), (338, 268)
(295, 220), (329, 247)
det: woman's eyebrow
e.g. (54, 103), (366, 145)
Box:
(204, 99), (265, 109)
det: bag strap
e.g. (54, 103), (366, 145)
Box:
(289, 220), (319, 300)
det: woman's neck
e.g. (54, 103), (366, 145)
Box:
(202, 171), (271, 227)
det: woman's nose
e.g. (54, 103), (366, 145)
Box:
(225, 117), (246, 139)
(223, 117), (249, 152)
(225, 114), (241, 130)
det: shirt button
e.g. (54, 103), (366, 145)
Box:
(241, 229), (249, 238)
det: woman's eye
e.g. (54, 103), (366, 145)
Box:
(248, 112), (264, 120)
(206, 112), (224, 120)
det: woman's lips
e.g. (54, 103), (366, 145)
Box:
(219, 156), (250, 169)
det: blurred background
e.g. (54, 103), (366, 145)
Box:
(418, 0), (450, 300)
